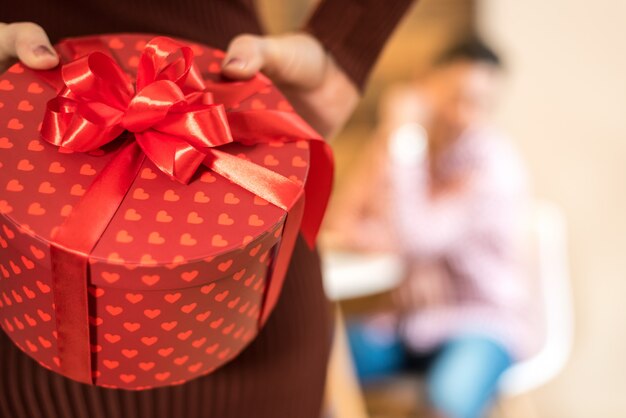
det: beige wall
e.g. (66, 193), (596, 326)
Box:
(479, 1), (626, 416)
(258, 0), (626, 414)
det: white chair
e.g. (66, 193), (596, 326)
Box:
(496, 201), (574, 416)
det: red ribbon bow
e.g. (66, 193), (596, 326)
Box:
(44, 37), (255, 184)
(34, 35), (333, 385)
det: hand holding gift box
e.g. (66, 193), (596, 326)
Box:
(0, 33), (333, 389)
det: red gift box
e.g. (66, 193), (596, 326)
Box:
(0, 34), (332, 389)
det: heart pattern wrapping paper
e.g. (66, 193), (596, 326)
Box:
(0, 33), (331, 389)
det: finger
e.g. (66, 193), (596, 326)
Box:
(222, 33), (326, 89)
(261, 34), (326, 89)
(221, 34), (267, 80)
(0, 22), (58, 70)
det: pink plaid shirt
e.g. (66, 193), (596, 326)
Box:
(387, 126), (542, 361)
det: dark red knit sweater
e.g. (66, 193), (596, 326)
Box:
(0, 1), (415, 417)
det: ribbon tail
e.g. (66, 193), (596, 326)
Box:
(50, 139), (145, 384)
(300, 140), (334, 249)
(204, 74), (271, 108)
(259, 193), (305, 325)
(202, 149), (305, 326)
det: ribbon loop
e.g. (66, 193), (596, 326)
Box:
(122, 80), (185, 132)
(62, 52), (134, 109)
(137, 36), (205, 93)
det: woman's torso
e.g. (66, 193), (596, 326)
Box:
(4, 0), (262, 49)
(1, 2), (334, 417)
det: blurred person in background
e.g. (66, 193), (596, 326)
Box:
(326, 38), (543, 418)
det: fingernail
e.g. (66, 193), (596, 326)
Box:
(32, 45), (56, 58)
(223, 57), (245, 70)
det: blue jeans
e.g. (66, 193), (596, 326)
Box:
(346, 318), (513, 418)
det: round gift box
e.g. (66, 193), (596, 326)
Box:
(0, 33), (317, 389)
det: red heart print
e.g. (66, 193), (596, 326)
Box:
(141, 336), (158, 346)
(141, 275), (160, 286)
(36, 280), (51, 293)
(180, 233), (197, 246)
(148, 232), (165, 244)
(253, 196), (269, 206)
(0, 80), (14, 90)
(48, 162), (65, 173)
(210, 317), (223, 329)
(211, 234), (228, 247)
(103, 359), (119, 369)
(263, 155), (279, 166)
(37, 310), (51, 322)
(195, 311), (211, 322)
(181, 303), (197, 313)
(200, 172), (216, 183)
(132, 188), (149, 200)
(233, 269), (246, 281)
(217, 213), (234, 225)
(248, 214), (264, 227)
(89, 316), (104, 327)
(139, 362), (155, 371)
(120, 374), (136, 383)
(214, 290), (229, 302)
(163, 189), (180, 202)
(27, 82), (44, 93)
(6, 179), (24, 192)
(194, 191), (210, 203)
(116, 230), (133, 243)
(108, 38), (124, 49)
(141, 167), (157, 179)
(38, 182), (56, 194)
(7, 118), (24, 130)
(101, 271), (120, 284)
(80, 164), (96, 175)
(0, 200), (13, 214)
(181, 270), (199, 282)
(158, 347), (173, 357)
(223, 193), (240, 204)
(217, 259), (233, 272)
(144, 309), (161, 319)
(187, 212), (203, 224)
(121, 349), (138, 359)
(105, 305), (123, 316)
(174, 355), (189, 365)
(70, 184), (85, 196)
(164, 293), (181, 303)
(155, 210), (173, 223)
(27, 140), (44, 151)
(124, 209), (142, 221)
(123, 322), (140, 332)
(155, 372), (171, 381)
(292, 156), (307, 167)
(161, 321), (177, 331)
(28, 203), (46, 216)
(0, 137), (13, 149)
(17, 100), (34, 111)
(200, 283), (215, 294)
(125, 293), (143, 303)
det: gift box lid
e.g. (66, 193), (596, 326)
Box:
(0, 33), (312, 290)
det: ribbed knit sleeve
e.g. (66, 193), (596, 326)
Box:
(303, 0), (417, 91)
